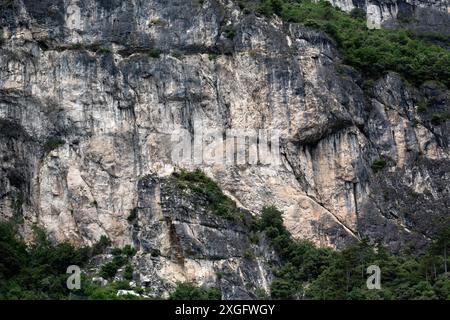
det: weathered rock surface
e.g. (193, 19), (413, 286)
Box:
(0, 0), (448, 297)
(130, 174), (276, 299)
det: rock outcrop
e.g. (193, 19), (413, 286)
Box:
(0, 0), (448, 297)
(130, 174), (276, 299)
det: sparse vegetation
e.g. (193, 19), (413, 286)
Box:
(67, 43), (84, 50)
(42, 137), (65, 155)
(150, 248), (161, 257)
(148, 48), (161, 58)
(172, 169), (244, 220)
(99, 245), (136, 279)
(93, 46), (112, 54)
(371, 158), (387, 172)
(243, 249), (256, 260)
(221, 25), (236, 39)
(208, 53), (219, 61)
(92, 235), (111, 255)
(431, 112), (450, 126)
(171, 50), (184, 60)
(147, 18), (167, 28)
(123, 264), (133, 280)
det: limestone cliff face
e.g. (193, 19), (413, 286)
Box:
(0, 0), (449, 297)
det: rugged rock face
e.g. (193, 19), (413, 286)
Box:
(327, 0), (450, 33)
(0, 0), (449, 296)
(130, 174), (276, 299)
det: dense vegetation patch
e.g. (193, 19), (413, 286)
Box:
(169, 282), (222, 300)
(172, 169), (244, 220)
(99, 245), (136, 280)
(0, 222), (142, 299)
(42, 137), (65, 155)
(371, 158), (387, 172)
(253, 206), (450, 299)
(127, 208), (138, 223)
(237, 0), (450, 88)
(148, 48), (162, 58)
(0, 222), (91, 299)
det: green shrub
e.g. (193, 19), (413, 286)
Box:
(208, 53), (219, 61)
(95, 47), (111, 54)
(122, 245), (137, 257)
(92, 235), (111, 255)
(222, 25), (236, 39)
(0, 222), (145, 299)
(243, 249), (255, 260)
(67, 43), (84, 50)
(123, 264), (133, 280)
(42, 137), (65, 154)
(99, 245), (136, 279)
(147, 18), (167, 27)
(148, 48), (161, 58)
(99, 261), (120, 279)
(349, 8), (366, 20)
(169, 282), (221, 300)
(431, 113), (450, 126)
(111, 247), (123, 256)
(371, 158), (387, 172)
(150, 248), (161, 257)
(417, 101), (428, 113)
(127, 208), (138, 223)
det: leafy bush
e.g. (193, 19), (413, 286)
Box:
(99, 245), (136, 279)
(123, 264), (133, 280)
(92, 235), (111, 255)
(99, 261), (121, 279)
(148, 48), (161, 58)
(122, 245), (137, 257)
(253, 206), (333, 298)
(431, 113), (450, 126)
(127, 208), (138, 223)
(42, 137), (65, 155)
(67, 43), (84, 50)
(169, 282), (222, 300)
(349, 8), (366, 20)
(371, 159), (387, 172)
(222, 25), (236, 39)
